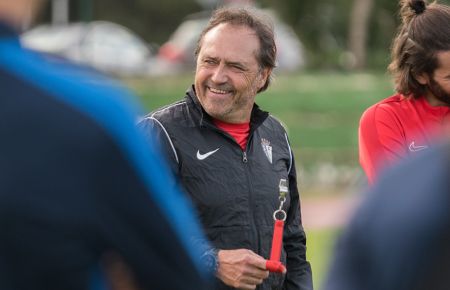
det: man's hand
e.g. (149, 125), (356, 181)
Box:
(216, 249), (269, 290)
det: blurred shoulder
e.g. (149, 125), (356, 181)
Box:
(360, 93), (406, 123)
(148, 100), (187, 121)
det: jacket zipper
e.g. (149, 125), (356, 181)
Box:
(204, 121), (260, 254)
(242, 136), (261, 256)
(203, 122), (250, 164)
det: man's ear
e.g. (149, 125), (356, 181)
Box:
(257, 68), (271, 90)
(415, 72), (429, 85)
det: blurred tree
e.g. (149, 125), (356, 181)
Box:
(260, 0), (353, 69)
(258, 0), (404, 70)
(51, 0), (69, 24)
(37, 0), (449, 70)
(79, 0), (93, 22)
(92, 0), (202, 45)
(36, 0), (202, 46)
(348, 0), (374, 70)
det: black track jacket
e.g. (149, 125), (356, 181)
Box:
(139, 86), (313, 290)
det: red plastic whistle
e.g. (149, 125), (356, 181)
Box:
(265, 219), (286, 273)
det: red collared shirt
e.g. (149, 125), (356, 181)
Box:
(359, 94), (450, 184)
(213, 119), (250, 150)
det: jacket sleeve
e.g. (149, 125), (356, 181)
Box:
(137, 115), (218, 271)
(283, 139), (313, 290)
(137, 115), (180, 175)
(359, 104), (406, 184)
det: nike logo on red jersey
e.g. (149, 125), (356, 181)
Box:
(408, 141), (428, 152)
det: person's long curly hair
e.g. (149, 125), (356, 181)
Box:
(388, 0), (450, 98)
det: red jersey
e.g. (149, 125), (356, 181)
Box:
(359, 93), (450, 184)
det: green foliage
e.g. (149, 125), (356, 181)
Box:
(261, 0), (450, 69)
(256, 72), (393, 169)
(260, 0), (354, 69)
(37, 0), (450, 69)
(79, 0), (202, 44)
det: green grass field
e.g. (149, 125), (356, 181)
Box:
(126, 72), (391, 289)
(306, 228), (341, 289)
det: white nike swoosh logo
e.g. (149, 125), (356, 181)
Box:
(408, 141), (428, 152)
(196, 148), (220, 160)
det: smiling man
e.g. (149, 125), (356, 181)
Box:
(139, 7), (312, 290)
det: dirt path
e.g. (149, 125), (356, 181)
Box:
(301, 194), (362, 230)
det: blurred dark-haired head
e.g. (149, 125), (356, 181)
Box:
(389, 0), (450, 98)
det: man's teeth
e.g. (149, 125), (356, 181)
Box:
(209, 87), (229, 94)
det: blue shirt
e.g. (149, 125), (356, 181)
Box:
(0, 22), (211, 290)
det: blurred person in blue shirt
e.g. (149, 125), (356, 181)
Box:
(0, 1), (212, 289)
(324, 139), (450, 290)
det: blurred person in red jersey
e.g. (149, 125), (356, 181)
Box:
(359, 0), (450, 184)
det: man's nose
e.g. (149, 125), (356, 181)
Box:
(210, 64), (228, 83)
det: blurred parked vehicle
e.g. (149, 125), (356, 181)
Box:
(21, 21), (156, 77)
(156, 10), (305, 75)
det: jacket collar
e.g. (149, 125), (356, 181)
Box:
(185, 85), (269, 130)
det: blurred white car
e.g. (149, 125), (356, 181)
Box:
(156, 10), (305, 74)
(21, 21), (156, 76)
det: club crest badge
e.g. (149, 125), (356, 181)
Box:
(261, 138), (272, 164)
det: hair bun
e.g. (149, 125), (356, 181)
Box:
(410, 0), (427, 14)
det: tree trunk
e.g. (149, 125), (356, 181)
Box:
(51, 0), (69, 25)
(348, 0), (374, 70)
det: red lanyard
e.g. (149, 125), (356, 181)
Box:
(266, 180), (288, 273)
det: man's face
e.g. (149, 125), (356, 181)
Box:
(424, 50), (450, 106)
(194, 23), (270, 123)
